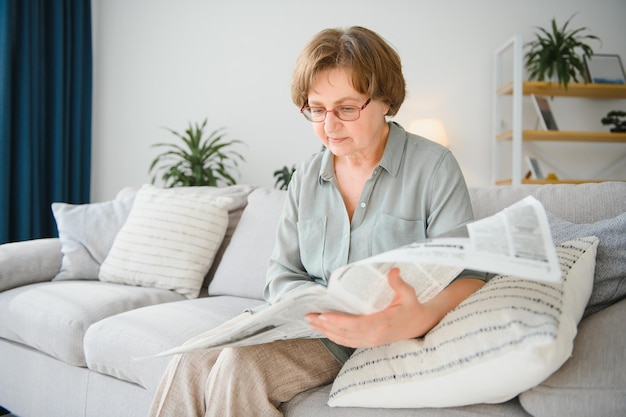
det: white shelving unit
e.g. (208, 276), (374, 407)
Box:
(492, 35), (626, 185)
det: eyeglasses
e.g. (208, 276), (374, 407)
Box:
(300, 98), (371, 122)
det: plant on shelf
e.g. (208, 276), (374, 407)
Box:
(524, 15), (600, 89)
(273, 165), (296, 190)
(601, 110), (626, 133)
(149, 118), (245, 187)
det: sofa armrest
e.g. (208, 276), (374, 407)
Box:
(0, 238), (62, 292)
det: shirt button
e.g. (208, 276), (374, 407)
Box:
(360, 202), (366, 208)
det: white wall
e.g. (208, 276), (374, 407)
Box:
(91, 0), (626, 201)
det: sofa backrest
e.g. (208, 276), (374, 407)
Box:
(469, 182), (626, 223)
(206, 181), (626, 301)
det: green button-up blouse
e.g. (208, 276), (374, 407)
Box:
(264, 122), (479, 362)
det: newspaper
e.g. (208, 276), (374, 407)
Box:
(149, 196), (559, 357)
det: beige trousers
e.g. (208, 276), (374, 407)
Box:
(147, 338), (342, 417)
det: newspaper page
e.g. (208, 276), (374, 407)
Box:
(353, 195), (561, 283)
(153, 262), (463, 357)
(149, 195), (559, 357)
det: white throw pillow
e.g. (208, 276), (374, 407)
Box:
(99, 185), (230, 299)
(52, 195), (136, 280)
(328, 237), (598, 408)
(208, 187), (286, 299)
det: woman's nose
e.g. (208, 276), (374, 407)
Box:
(324, 110), (342, 132)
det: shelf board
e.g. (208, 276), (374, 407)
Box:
(496, 81), (626, 99)
(496, 130), (626, 143)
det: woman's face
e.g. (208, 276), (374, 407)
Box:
(307, 68), (390, 160)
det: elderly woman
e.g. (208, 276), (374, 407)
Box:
(149, 26), (485, 417)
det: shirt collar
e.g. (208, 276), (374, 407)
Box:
(318, 121), (406, 184)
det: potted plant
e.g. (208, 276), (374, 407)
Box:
(524, 15), (600, 89)
(601, 110), (626, 133)
(149, 118), (245, 187)
(273, 165), (296, 190)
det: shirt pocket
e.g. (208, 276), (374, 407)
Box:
(297, 217), (327, 279)
(372, 213), (425, 254)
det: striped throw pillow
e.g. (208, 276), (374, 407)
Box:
(328, 237), (599, 408)
(99, 185), (230, 299)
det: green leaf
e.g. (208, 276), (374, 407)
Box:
(148, 118), (246, 188)
(272, 165), (296, 190)
(523, 14), (600, 89)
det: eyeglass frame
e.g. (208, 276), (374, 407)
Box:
(300, 98), (371, 122)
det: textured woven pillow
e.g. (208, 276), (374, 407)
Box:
(328, 237), (598, 408)
(547, 211), (626, 317)
(52, 195), (135, 280)
(99, 185), (229, 299)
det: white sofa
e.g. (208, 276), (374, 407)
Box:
(1, 182), (625, 417)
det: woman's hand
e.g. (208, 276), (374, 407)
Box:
(305, 268), (483, 348)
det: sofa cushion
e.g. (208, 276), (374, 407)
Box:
(519, 298), (626, 417)
(328, 237), (597, 408)
(52, 195), (136, 280)
(547, 211), (626, 317)
(285, 385), (533, 417)
(99, 185), (230, 299)
(208, 187), (286, 299)
(84, 295), (264, 391)
(0, 281), (184, 366)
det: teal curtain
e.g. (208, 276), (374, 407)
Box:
(0, 0), (92, 244)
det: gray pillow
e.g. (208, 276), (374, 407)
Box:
(51, 195), (136, 280)
(547, 211), (626, 317)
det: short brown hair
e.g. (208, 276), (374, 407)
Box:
(291, 26), (406, 116)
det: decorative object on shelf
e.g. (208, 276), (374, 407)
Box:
(601, 110), (626, 133)
(531, 94), (559, 130)
(544, 172), (559, 181)
(584, 54), (626, 85)
(526, 156), (544, 179)
(273, 165), (296, 190)
(149, 118), (246, 188)
(524, 15), (600, 89)
(408, 118), (450, 147)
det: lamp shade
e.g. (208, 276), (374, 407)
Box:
(409, 118), (450, 147)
